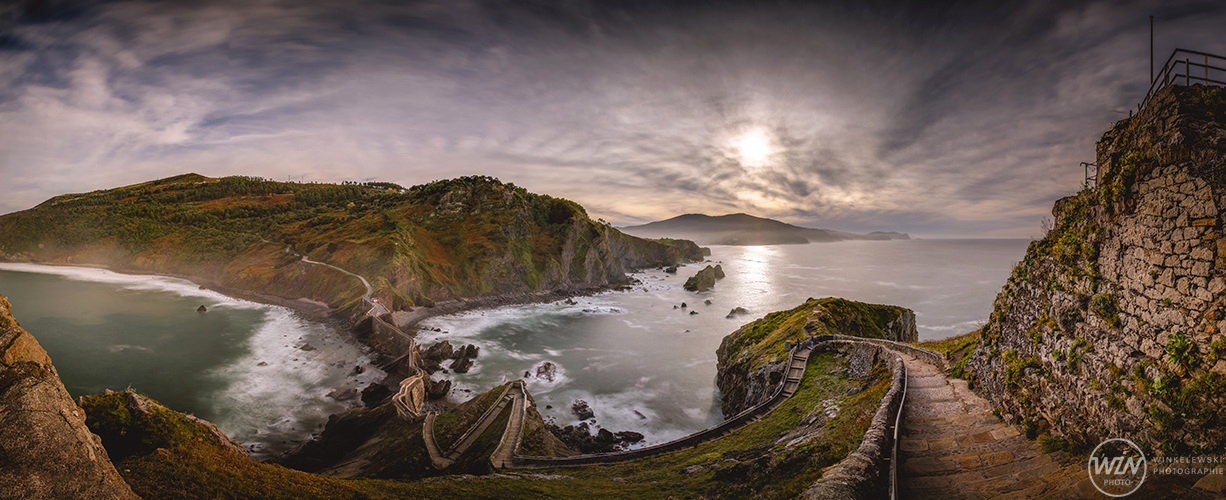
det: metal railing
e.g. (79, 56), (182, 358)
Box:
(1082, 162), (1098, 189)
(1139, 48), (1226, 112)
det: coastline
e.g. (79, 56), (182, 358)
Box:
(0, 260), (339, 322)
(0, 258), (649, 357)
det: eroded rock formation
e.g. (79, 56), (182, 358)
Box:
(0, 295), (136, 499)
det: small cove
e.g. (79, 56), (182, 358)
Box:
(0, 263), (386, 459)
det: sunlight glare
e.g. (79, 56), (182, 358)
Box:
(732, 128), (773, 168)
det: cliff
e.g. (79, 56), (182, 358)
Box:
(716, 297), (916, 416)
(0, 175), (704, 316)
(0, 295), (135, 499)
(963, 84), (1226, 455)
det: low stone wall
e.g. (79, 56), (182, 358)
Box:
(357, 315), (414, 358)
(803, 340), (907, 500)
(511, 345), (811, 467)
(817, 334), (946, 370)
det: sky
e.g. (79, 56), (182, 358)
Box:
(1, 0), (1225, 237)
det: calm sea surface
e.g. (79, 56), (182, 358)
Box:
(0, 263), (385, 459)
(0, 239), (1028, 453)
(417, 239), (1029, 444)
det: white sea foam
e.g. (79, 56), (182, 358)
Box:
(208, 307), (385, 458)
(0, 263), (386, 459)
(0, 263), (262, 309)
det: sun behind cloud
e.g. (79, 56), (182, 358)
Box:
(731, 127), (774, 168)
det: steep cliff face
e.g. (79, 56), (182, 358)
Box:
(0, 175), (703, 314)
(965, 85), (1226, 455)
(716, 297), (916, 416)
(0, 295), (135, 499)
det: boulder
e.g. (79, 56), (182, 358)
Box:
(664, 265), (678, 274)
(424, 341), (454, 361)
(535, 361), (558, 382)
(448, 357), (474, 373)
(326, 388), (357, 401)
(197, 305), (207, 312)
(360, 383), (392, 406)
(299, 344), (316, 351)
(426, 378), (452, 399)
(689, 310), (699, 315)
(726, 307), (750, 319)
(571, 399), (595, 420)
(616, 430), (645, 443)
(547, 421), (647, 454)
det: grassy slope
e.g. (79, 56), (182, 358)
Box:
(0, 174), (700, 311)
(719, 297), (912, 370)
(81, 351), (887, 499)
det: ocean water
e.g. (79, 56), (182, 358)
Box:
(417, 239), (1029, 445)
(0, 263), (386, 459)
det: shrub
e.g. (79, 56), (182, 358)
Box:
(1165, 331), (1197, 377)
(1089, 294), (1120, 328)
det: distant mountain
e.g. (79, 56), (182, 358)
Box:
(620, 213), (909, 246)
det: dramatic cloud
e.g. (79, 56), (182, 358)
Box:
(1, 0), (1224, 236)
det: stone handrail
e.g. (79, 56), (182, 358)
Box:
(510, 345), (811, 467)
(441, 382), (516, 459)
(490, 381), (529, 468)
(815, 334), (946, 370)
(802, 340), (907, 500)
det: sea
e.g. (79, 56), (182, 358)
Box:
(0, 263), (386, 459)
(0, 238), (1028, 455)
(415, 239), (1029, 446)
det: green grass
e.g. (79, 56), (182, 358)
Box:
(433, 383), (511, 450)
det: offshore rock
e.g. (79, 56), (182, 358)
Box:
(683, 264), (725, 292)
(571, 399), (595, 420)
(0, 294), (136, 499)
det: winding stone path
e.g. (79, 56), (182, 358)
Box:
(896, 351), (1086, 499)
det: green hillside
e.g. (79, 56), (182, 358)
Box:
(0, 174), (703, 313)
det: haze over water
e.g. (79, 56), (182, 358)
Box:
(418, 238), (1029, 445)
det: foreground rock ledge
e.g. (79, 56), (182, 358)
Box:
(0, 294), (136, 499)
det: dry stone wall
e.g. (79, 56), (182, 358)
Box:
(965, 85), (1226, 455)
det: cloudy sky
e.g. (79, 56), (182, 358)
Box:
(2, 0), (1224, 237)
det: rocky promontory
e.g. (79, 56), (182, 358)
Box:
(715, 297), (916, 416)
(0, 295), (135, 499)
(0, 175), (705, 325)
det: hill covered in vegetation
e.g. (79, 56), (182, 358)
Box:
(0, 174), (703, 315)
(621, 213), (909, 246)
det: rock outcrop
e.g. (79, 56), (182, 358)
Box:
(964, 85), (1226, 455)
(547, 421), (645, 454)
(683, 264), (725, 292)
(0, 295), (136, 499)
(716, 297), (916, 416)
